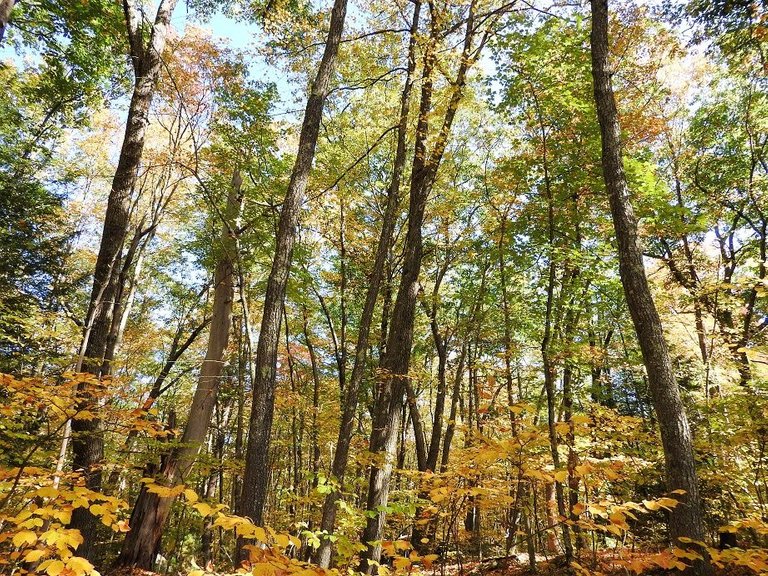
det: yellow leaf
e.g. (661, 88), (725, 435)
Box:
(146, 484), (173, 497)
(554, 470), (568, 483)
(52, 509), (72, 524)
(189, 571), (205, 576)
(588, 503), (607, 517)
(67, 529), (84, 548)
(193, 502), (214, 517)
(252, 563), (275, 576)
(44, 559), (66, 576)
(254, 526), (268, 542)
(657, 497), (679, 510)
(672, 547), (702, 561)
(19, 517), (44, 529)
(274, 533), (290, 548)
(212, 514), (239, 530)
(23, 549), (48, 562)
(35, 487), (60, 499)
(13, 530), (37, 548)
(393, 557), (411, 570)
(610, 511), (627, 526)
(67, 556), (95, 575)
(643, 499), (660, 511)
(184, 489), (198, 503)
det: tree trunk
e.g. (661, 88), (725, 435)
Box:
(314, 3), (423, 553)
(0, 0), (15, 42)
(70, 1), (179, 561)
(238, 0), (348, 554)
(440, 345), (466, 473)
(358, 4), (486, 569)
(114, 171), (241, 569)
(590, 2), (710, 572)
(539, 85), (573, 564)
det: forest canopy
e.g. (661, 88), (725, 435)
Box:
(0, 0), (766, 575)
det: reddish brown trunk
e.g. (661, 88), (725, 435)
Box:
(114, 172), (241, 569)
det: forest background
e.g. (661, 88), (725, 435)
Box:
(0, 0), (766, 575)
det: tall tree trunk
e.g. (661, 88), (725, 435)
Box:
(411, 262), (452, 552)
(70, 0), (179, 561)
(238, 0), (348, 554)
(422, 259), (451, 473)
(359, 3), (483, 569)
(114, 171), (241, 569)
(440, 344), (466, 473)
(302, 308), (322, 490)
(590, 2), (709, 572)
(232, 314), (246, 516)
(314, 4), (423, 554)
(539, 91), (573, 564)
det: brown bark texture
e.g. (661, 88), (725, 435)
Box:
(238, 0), (349, 556)
(114, 172), (241, 569)
(589, 1), (710, 573)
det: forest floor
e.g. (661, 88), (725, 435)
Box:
(112, 552), (756, 576)
(438, 552), (754, 576)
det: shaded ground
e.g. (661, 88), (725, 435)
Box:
(440, 551), (757, 576)
(108, 551), (759, 576)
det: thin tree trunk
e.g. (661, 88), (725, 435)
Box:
(302, 309), (322, 489)
(539, 94), (573, 565)
(238, 0), (348, 554)
(590, 2), (710, 572)
(231, 314), (246, 522)
(440, 344), (466, 473)
(312, 2), (423, 567)
(114, 171), (241, 569)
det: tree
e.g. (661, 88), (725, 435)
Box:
(115, 170), (242, 569)
(238, 0), (349, 553)
(359, 0), (496, 569)
(313, 0), (421, 566)
(70, 0), (180, 560)
(590, 1), (710, 572)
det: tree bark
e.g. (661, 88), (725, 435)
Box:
(538, 78), (573, 563)
(590, 1), (710, 572)
(114, 171), (241, 569)
(238, 0), (348, 555)
(440, 344), (466, 473)
(0, 0), (14, 42)
(70, 0), (179, 561)
(359, 6), (484, 567)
